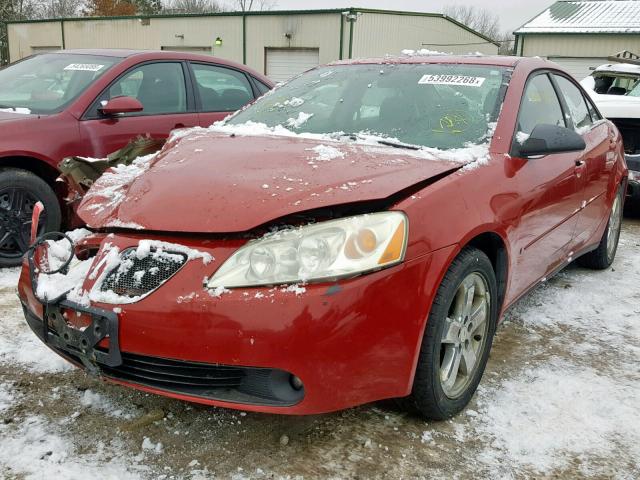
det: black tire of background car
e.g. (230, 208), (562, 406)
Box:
(577, 184), (624, 270)
(0, 168), (61, 268)
(398, 247), (498, 420)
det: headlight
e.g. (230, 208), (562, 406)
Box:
(207, 212), (408, 288)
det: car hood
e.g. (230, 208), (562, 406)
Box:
(78, 133), (466, 233)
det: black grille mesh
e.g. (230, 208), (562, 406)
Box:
(100, 248), (187, 298)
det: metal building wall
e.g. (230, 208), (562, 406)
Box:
(520, 34), (640, 57)
(244, 13), (342, 73)
(7, 10), (498, 69)
(351, 13), (499, 57)
(8, 22), (64, 61)
(155, 16), (244, 64)
(63, 18), (159, 50)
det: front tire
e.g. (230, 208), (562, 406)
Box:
(577, 184), (624, 270)
(0, 168), (61, 267)
(400, 247), (497, 420)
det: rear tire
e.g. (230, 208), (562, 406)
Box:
(399, 247), (497, 420)
(0, 168), (61, 268)
(577, 184), (624, 270)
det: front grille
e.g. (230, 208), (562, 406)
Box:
(100, 248), (187, 298)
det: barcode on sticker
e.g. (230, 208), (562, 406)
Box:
(64, 64), (104, 72)
(418, 74), (485, 87)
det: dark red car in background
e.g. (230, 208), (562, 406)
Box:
(19, 55), (628, 419)
(0, 49), (273, 266)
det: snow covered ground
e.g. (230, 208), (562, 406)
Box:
(0, 218), (638, 479)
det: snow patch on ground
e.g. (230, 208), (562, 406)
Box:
(0, 416), (145, 479)
(80, 389), (136, 419)
(476, 361), (640, 474)
(0, 382), (17, 412)
(0, 313), (74, 373)
(0, 267), (20, 289)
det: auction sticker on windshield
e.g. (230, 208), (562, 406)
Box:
(64, 64), (105, 72)
(418, 74), (486, 87)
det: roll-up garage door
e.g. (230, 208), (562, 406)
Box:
(265, 48), (319, 83)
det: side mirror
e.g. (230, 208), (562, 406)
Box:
(515, 124), (586, 158)
(99, 96), (143, 116)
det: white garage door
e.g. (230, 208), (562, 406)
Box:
(547, 57), (609, 80)
(266, 48), (319, 83)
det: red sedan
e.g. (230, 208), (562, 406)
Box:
(19, 55), (627, 419)
(0, 49), (273, 266)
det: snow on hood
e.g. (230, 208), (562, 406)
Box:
(78, 121), (490, 233)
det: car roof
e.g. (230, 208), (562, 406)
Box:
(593, 63), (640, 76)
(47, 49), (273, 85)
(329, 55), (524, 68)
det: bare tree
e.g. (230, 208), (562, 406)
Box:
(231, 0), (275, 12)
(443, 4), (501, 42)
(38, 0), (85, 18)
(164, 0), (222, 13)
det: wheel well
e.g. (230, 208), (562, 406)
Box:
(0, 156), (60, 186)
(0, 156), (69, 224)
(466, 232), (508, 311)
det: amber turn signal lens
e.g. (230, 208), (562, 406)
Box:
(378, 220), (406, 265)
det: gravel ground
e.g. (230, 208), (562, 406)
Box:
(0, 217), (638, 480)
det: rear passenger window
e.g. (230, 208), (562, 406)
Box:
(191, 64), (253, 112)
(517, 74), (566, 135)
(554, 75), (592, 131)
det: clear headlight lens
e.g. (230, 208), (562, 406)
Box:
(207, 212), (408, 288)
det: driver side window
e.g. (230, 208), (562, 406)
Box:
(94, 62), (187, 117)
(517, 74), (566, 135)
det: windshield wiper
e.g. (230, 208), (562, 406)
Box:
(377, 139), (421, 150)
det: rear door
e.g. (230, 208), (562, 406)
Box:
(77, 61), (198, 158)
(508, 72), (585, 296)
(551, 73), (613, 250)
(189, 62), (257, 128)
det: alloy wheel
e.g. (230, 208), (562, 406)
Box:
(606, 192), (622, 262)
(439, 272), (491, 398)
(0, 187), (46, 259)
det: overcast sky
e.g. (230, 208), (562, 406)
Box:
(271, 0), (555, 33)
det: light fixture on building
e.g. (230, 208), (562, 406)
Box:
(175, 34), (184, 39)
(215, 37), (223, 46)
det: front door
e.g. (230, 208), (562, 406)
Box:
(507, 73), (584, 297)
(77, 61), (198, 158)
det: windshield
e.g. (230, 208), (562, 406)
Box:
(0, 53), (120, 114)
(229, 64), (509, 149)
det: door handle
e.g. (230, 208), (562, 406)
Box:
(575, 160), (585, 167)
(174, 123), (193, 129)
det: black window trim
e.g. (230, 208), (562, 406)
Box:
(549, 71), (597, 133)
(81, 60), (195, 121)
(510, 69), (569, 156)
(187, 61), (257, 113)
